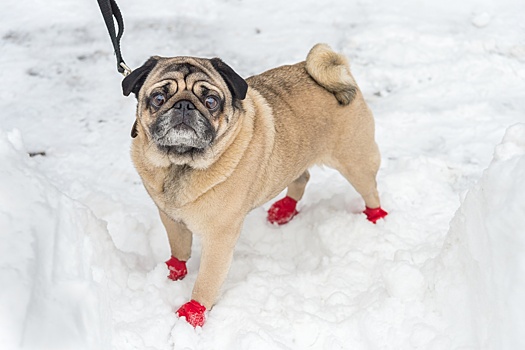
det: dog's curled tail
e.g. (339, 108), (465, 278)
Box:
(305, 43), (357, 105)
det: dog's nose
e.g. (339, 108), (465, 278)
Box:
(173, 100), (196, 111)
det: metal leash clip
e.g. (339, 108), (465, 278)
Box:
(120, 62), (132, 76)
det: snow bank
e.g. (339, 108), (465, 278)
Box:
(0, 130), (181, 350)
(0, 130), (111, 350)
(434, 123), (525, 349)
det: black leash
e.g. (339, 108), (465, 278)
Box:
(96, 0), (132, 76)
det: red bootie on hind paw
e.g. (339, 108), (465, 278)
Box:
(363, 206), (388, 223)
(176, 299), (207, 327)
(165, 256), (188, 281)
(267, 196), (299, 225)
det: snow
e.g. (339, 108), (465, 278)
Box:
(0, 130), (109, 350)
(432, 124), (525, 349)
(1, 0), (524, 349)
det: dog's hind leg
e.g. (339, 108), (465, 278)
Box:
(333, 144), (387, 223)
(267, 170), (310, 225)
(160, 210), (192, 281)
(286, 170), (310, 202)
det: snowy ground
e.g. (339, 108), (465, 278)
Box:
(1, 0), (524, 349)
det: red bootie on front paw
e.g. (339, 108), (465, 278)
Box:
(176, 300), (207, 327)
(267, 196), (299, 225)
(363, 206), (388, 224)
(165, 256), (187, 281)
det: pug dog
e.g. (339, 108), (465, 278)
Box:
(122, 43), (387, 327)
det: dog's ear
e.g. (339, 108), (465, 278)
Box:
(210, 58), (248, 100)
(122, 57), (159, 98)
(130, 119), (138, 138)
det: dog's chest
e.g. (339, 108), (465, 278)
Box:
(140, 165), (214, 216)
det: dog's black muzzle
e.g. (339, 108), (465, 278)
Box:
(151, 100), (215, 154)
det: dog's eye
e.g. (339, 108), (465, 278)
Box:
(204, 96), (219, 110)
(151, 93), (166, 108)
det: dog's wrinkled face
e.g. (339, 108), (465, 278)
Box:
(123, 56), (248, 168)
(144, 62), (220, 155)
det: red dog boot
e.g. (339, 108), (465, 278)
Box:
(176, 300), (207, 327)
(267, 196), (299, 225)
(363, 206), (388, 224)
(165, 256), (188, 281)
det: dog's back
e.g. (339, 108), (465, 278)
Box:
(246, 44), (373, 160)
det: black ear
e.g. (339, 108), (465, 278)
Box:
(210, 58), (248, 100)
(122, 57), (159, 98)
(130, 119), (138, 138)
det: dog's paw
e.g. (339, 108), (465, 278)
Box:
(267, 196), (299, 225)
(363, 206), (388, 224)
(165, 256), (188, 281)
(176, 300), (207, 327)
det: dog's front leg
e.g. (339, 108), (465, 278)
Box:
(176, 219), (243, 327)
(159, 210), (192, 281)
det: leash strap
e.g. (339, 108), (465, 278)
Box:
(97, 0), (132, 76)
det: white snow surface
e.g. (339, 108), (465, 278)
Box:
(1, 0), (524, 349)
